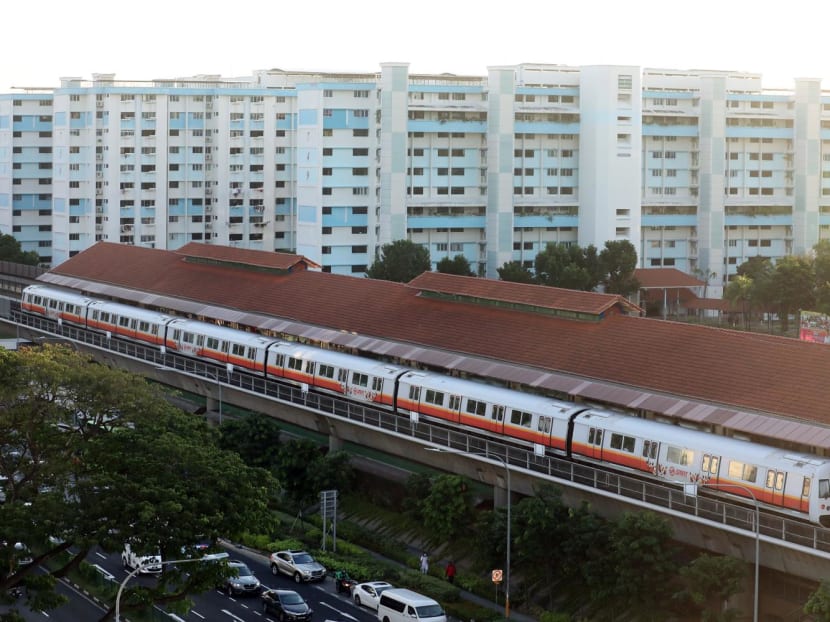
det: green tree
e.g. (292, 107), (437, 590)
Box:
(366, 240), (431, 282)
(0, 345), (278, 620)
(675, 554), (747, 622)
(275, 439), (354, 512)
(588, 512), (677, 621)
(805, 579), (830, 621)
(436, 254), (475, 276)
(769, 255), (816, 333)
(218, 412), (283, 472)
(497, 261), (535, 284)
(534, 243), (601, 290)
(724, 274), (754, 329)
(813, 240), (830, 314)
(600, 240), (640, 297)
(0, 232), (40, 265)
(418, 474), (473, 542)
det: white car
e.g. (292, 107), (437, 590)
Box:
(352, 581), (394, 610)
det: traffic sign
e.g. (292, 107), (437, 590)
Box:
(491, 569), (503, 583)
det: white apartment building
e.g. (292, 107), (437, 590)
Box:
(0, 63), (826, 295)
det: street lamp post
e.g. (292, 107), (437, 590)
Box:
(426, 447), (511, 619)
(115, 552), (228, 621)
(689, 482), (759, 622)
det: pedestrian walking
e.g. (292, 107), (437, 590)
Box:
(419, 552), (429, 574)
(445, 560), (456, 584)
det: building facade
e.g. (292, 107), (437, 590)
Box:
(0, 64), (827, 295)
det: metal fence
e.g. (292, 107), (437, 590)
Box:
(10, 306), (830, 557)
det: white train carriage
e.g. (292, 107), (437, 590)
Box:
(86, 300), (174, 345)
(570, 409), (830, 524)
(163, 318), (278, 374)
(21, 285), (93, 327)
(265, 341), (406, 408)
(396, 370), (577, 451)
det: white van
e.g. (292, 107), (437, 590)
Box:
(121, 542), (162, 574)
(376, 588), (446, 622)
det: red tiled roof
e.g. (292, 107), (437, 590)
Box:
(44, 242), (830, 426)
(634, 267), (705, 288)
(176, 242), (320, 270)
(408, 272), (640, 316)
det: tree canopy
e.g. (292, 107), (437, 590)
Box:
(0, 345), (279, 620)
(436, 254), (475, 277)
(366, 240), (431, 282)
(0, 232), (40, 265)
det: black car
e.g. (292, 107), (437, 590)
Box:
(261, 588), (313, 621)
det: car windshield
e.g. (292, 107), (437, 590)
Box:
(281, 592), (305, 605)
(234, 564), (253, 577)
(416, 604), (445, 618)
(293, 553), (314, 564)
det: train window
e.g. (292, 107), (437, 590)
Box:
(119, 316), (130, 327)
(196, 335), (204, 346)
(537, 416), (551, 433)
(426, 390), (444, 405)
(352, 372), (368, 387)
(702, 455), (710, 473)
(231, 344), (245, 356)
(511, 409), (532, 426)
(643, 440), (652, 458)
(172, 329), (180, 340)
(803, 478), (811, 497)
(183, 332), (194, 344)
(610, 434), (635, 453)
(409, 386), (421, 401)
(372, 377), (383, 391)
(66, 304), (74, 314)
(49, 299), (58, 308)
(765, 470), (775, 488)
(138, 321), (149, 332)
(466, 399), (487, 417)
(588, 428), (603, 446)
(709, 456), (719, 474)
(307, 362), (315, 375)
(666, 446), (692, 465)
(728, 460), (757, 482)
(337, 368), (348, 383)
(150, 326), (159, 336)
(274, 354), (285, 367)
(819, 479), (830, 499)
(775, 472), (785, 491)
(206, 337), (219, 350)
(449, 395), (461, 410)
(91, 310), (99, 320)
(246, 347), (257, 359)
(319, 364), (335, 379)
(288, 357), (303, 371)
(492, 405), (504, 422)
(101, 312), (110, 323)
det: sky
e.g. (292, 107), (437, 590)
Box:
(2, 0), (828, 92)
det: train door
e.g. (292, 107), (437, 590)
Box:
(448, 395), (461, 423)
(799, 477), (811, 514)
(765, 469), (787, 507)
(701, 453), (721, 484)
(643, 440), (660, 476)
(586, 426), (604, 460)
(491, 404), (505, 433)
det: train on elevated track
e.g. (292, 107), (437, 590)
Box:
(21, 283), (830, 526)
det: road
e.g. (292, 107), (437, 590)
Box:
(3, 543), (379, 622)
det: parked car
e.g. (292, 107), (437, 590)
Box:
(222, 559), (261, 596)
(352, 581), (394, 610)
(269, 550), (326, 583)
(261, 588), (313, 621)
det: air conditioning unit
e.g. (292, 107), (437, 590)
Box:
(96, 101), (104, 108)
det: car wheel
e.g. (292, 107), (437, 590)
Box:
(354, 595), (361, 607)
(293, 572), (301, 583)
(271, 563), (279, 576)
